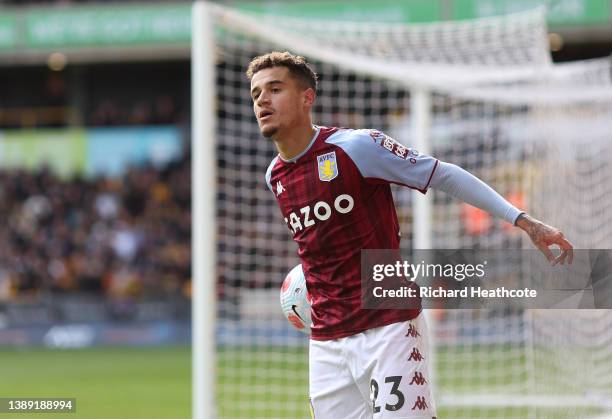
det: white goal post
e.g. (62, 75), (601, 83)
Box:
(192, 2), (216, 419)
(192, 2), (612, 418)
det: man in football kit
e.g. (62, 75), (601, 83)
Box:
(247, 51), (573, 419)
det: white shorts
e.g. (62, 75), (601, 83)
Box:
(309, 314), (436, 419)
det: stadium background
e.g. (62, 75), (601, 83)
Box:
(0, 1), (611, 418)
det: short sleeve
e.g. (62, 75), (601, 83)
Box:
(325, 129), (438, 192)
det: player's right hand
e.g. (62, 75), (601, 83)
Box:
(515, 213), (574, 265)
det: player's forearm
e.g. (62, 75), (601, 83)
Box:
(429, 161), (522, 225)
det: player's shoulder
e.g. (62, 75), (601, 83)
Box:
(326, 127), (389, 153)
(265, 155), (280, 192)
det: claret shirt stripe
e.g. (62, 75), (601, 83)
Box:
(265, 126), (437, 340)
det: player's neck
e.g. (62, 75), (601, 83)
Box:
(273, 123), (317, 161)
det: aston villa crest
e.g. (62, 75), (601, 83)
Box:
(317, 151), (338, 182)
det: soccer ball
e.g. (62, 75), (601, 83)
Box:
(279, 264), (312, 334)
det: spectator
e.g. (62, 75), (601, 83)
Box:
(0, 152), (191, 301)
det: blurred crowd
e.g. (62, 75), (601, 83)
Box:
(0, 154), (191, 302)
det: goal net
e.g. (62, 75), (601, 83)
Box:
(430, 58), (612, 419)
(192, 2), (612, 418)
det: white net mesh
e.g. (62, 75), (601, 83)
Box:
(421, 58), (612, 418)
(200, 4), (612, 418)
(215, 5), (554, 89)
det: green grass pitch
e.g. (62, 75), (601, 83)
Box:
(0, 346), (600, 418)
(0, 347), (191, 419)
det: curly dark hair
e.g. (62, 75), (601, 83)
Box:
(246, 51), (318, 91)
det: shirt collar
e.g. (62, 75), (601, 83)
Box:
(279, 125), (320, 163)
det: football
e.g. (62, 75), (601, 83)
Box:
(279, 264), (312, 334)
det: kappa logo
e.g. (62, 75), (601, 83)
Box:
(317, 151), (338, 181)
(276, 180), (285, 196)
(407, 347), (425, 362)
(409, 371), (427, 385)
(411, 396), (428, 411)
(405, 324), (421, 338)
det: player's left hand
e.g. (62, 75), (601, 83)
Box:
(515, 213), (574, 265)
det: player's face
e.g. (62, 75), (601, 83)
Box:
(250, 66), (311, 138)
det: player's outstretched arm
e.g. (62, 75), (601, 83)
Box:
(429, 161), (574, 265)
(342, 132), (576, 265)
(515, 213), (574, 265)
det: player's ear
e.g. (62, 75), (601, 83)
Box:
(303, 88), (316, 108)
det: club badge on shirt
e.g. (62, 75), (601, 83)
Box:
(317, 151), (338, 182)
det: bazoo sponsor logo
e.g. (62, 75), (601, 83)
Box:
(284, 194), (354, 234)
